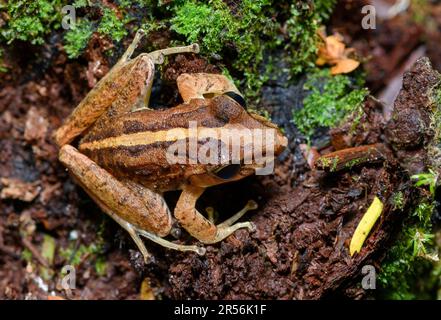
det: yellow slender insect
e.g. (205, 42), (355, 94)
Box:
(349, 196), (383, 256)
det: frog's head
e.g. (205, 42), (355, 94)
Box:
(187, 93), (288, 187)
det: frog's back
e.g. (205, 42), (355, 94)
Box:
(78, 99), (226, 190)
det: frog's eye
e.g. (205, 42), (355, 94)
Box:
(224, 92), (247, 109)
(212, 164), (241, 180)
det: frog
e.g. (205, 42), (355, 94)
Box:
(54, 29), (288, 262)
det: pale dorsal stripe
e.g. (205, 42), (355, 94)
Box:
(79, 125), (265, 151)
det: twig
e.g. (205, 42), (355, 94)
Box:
(22, 237), (50, 268)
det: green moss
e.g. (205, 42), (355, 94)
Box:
(169, 0), (337, 99)
(64, 19), (94, 59)
(94, 256), (108, 276)
(72, 0), (89, 8)
(21, 248), (33, 263)
(63, 3), (133, 58)
(344, 157), (366, 170)
(0, 48), (7, 73)
(1, 0), (64, 45)
(293, 68), (368, 140)
(317, 156), (331, 168)
(98, 7), (128, 42)
(59, 241), (108, 275)
(330, 156), (339, 172)
(170, 0), (276, 97)
(2, 0), (339, 100)
(378, 212), (438, 299)
(378, 174), (439, 299)
(412, 169), (438, 196)
(171, 2), (228, 54)
(286, 0), (336, 74)
(391, 191), (405, 210)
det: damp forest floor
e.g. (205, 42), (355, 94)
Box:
(1, 1), (441, 299)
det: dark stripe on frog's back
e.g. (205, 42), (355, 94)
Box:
(121, 106), (227, 134)
(80, 103), (226, 144)
(82, 137), (221, 171)
(81, 140), (192, 191)
(82, 140), (173, 169)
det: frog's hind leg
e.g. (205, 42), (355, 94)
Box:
(174, 185), (257, 245)
(59, 145), (205, 262)
(176, 73), (243, 105)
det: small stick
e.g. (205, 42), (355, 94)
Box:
(315, 143), (386, 172)
(22, 237), (50, 268)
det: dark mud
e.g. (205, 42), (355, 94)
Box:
(154, 58), (438, 299)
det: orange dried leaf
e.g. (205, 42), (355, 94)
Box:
(331, 59), (360, 75)
(316, 31), (360, 75)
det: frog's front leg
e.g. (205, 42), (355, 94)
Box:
(59, 145), (205, 262)
(175, 185), (257, 244)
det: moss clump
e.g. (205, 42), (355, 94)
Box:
(97, 7), (128, 42)
(59, 241), (107, 276)
(64, 19), (94, 59)
(286, 0), (336, 74)
(63, 2), (132, 58)
(170, 0), (337, 97)
(2, 0), (338, 100)
(293, 68), (368, 140)
(391, 191), (405, 211)
(0, 0), (64, 45)
(171, 2), (230, 54)
(378, 172), (440, 299)
(344, 157), (366, 170)
(170, 0), (277, 97)
(378, 204), (439, 299)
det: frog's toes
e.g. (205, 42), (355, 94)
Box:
(247, 221), (257, 232)
(246, 200), (258, 210)
(191, 43), (200, 54)
(195, 246), (207, 256)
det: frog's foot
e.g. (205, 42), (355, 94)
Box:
(137, 228), (206, 257)
(147, 43), (199, 65)
(114, 214), (206, 263)
(207, 200), (258, 243)
(217, 200), (257, 228)
(175, 187), (258, 245)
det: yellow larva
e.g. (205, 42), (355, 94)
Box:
(349, 196), (383, 256)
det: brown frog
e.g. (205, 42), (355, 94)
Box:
(54, 30), (287, 262)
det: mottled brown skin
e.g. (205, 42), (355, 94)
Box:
(54, 30), (287, 261)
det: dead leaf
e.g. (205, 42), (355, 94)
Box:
(39, 182), (62, 205)
(316, 31), (360, 75)
(24, 107), (48, 142)
(140, 278), (156, 300)
(331, 58), (360, 75)
(0, 178), (40, 202)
